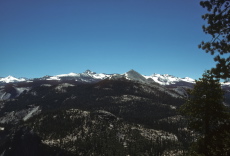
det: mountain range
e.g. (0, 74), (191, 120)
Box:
(1, 69), (230, 102)
(1, 69), (230, 86)
(0, 69), (230, 155)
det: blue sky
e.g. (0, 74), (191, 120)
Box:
(1, 0), (215, 79)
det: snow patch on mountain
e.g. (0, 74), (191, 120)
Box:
(15, 87), (31, 94)
(55, 83), (75, 92)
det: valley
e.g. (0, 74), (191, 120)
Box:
(0, 70), (229, 155)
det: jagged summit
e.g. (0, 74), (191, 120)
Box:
(83, 69), (96, 75)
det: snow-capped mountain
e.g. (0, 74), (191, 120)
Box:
(144, 74), (195, 85)
(109, 69), (196, 86)
(0, 76), (26, 83)
(0, 70), (230, 155)
(45, 70), (112, 83)
(124, 69), (151, 84)
(1, 69), (228, 87)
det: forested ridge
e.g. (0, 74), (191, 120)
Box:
(0, 78), (194, 155)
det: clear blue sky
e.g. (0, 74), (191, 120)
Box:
(1, 0), (215, 79)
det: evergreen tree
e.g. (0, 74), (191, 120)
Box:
(179, 71), (229, 155)
(199, 0), (230, 79)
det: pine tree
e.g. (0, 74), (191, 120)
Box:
(198, 0), (230, 79)
(179, 71), (230, 155)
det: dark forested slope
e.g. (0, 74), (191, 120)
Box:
(0, 78), (193, 155)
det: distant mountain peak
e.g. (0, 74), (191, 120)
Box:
(126, 69), (139, 76)
(83, 70), (96, 75)
(0, 76), (26, 83)
(84, 69), (92, 73)
(144, 74), (195, 85)
(127, 69), (136, 72)
(124, 70), (148, 83)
